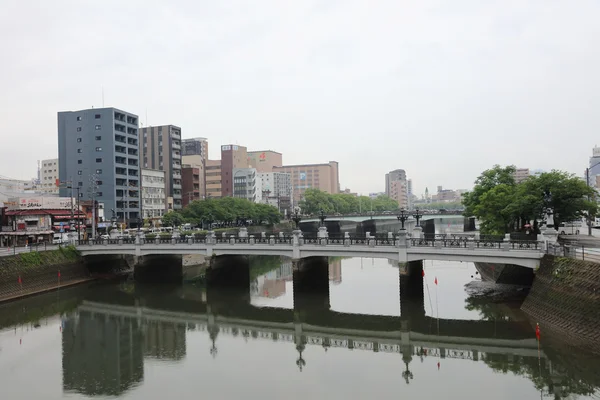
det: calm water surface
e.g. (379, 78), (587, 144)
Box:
(0, 257), (598, 399)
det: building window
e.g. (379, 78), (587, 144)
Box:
(77, 149), (82, 153)
(96, 158), (102, 163)
(79, 193), (83, 197)
(78, 160), (82, 164)
(77, 127), (81, 132)
(95, 114), (101, 119)
(77, 171), (82, 175)
(95, 125), (101, 130)
(95, 136), (101, 140)
(96, 180), (103, 185)
(76, 116), (82, 121)
(96, 169), (102, 174)
(77, 138), (82, 143)
(78, 182), (83, 186)
(95, 147), (102, 151)
(96, 192), (103, 196)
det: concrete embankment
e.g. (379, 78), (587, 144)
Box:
(0, 246), (119, 303)
(522, 255), (600, 354)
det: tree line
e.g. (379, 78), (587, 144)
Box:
(298, 188), (399, 215)
(161, 197), (281, 227)
(462, 165), (597, 234)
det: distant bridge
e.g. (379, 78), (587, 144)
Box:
(76, 233), (544, 269)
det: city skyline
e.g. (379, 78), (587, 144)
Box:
(2, 1), (600, 195)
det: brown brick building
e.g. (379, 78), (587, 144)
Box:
(273, 161), (339, 205)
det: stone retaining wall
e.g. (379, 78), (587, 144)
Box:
(0, 248), (91, 302)
(521, 255), (600, 354)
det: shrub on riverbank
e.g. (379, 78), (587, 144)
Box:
(0, 246), (81, 277)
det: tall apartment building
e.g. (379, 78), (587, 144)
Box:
(182, 154), (206, 199)
(182, 165), (201, 207)
(385, 169), (407, 196)
(514, 168), (530, 183)
(390, 180), (408, 209)
(141, 169), (166, 220)
(258, 172), (292, 214)
(233, 168), (261, 203)
(273, 161), (339, 205)
(182, 137), (208, 159)
(205, 159), (222, 198)
(40, 158), (59, 195)
(58, 107), (141, 225)
(221, 145), (248, 197)
(139, 125), (182, 210)
(407, 179), (413, 209)
(248, 150), (283, 173)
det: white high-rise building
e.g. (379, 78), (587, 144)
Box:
(39, 158), (60, 195)
(258, 172), (292, 214)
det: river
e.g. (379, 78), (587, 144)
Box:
(0, 257), (598, 399)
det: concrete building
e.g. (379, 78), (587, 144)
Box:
(39, 158), (59, 195)
(182, 165), (202, 207)
(273, 161), (339, 205)
(58, 107), (141, 225)
(182, 155), (206, 199)
(390, 180), (408, 209)
(139, 125), (182, 210)
(182, 137), (208, 159)
(385, 169), (407, 197)
(141, 169), (166, 220)
(221, 145), (248, 197)
(258, 172), (292, 214)
(233, 168), (261, 203)
(514, 168), (530, 183)
(247, 150), (283, 173)
(205, 159), (222, 198)
(407, 179), (413, 209)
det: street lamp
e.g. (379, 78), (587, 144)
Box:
(397, 208), (409, 230)
(292, 209), (302, 229)
(318, 209), (327, 227)
(413, 208), (423, 226)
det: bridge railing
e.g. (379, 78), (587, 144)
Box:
(411, 238), (541, 250)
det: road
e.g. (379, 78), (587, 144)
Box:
(0, 244), (60, 257)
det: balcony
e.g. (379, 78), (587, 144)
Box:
(172, 183), (182, 190)
(172, 172), (182, 180)
(172, 151), (181, 160)
(172, 142), (181, 150)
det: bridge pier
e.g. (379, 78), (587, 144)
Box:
(205, 255), (250, 290)
(399, 260), (425, 320)
(293, 256), (331, 314)
(134, 254), (183, 283)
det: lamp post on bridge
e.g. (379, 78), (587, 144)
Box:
(413, 208), (423, 226)
(396, 208), (409, 230)
(318, 209), (327, 227)
(292, 209), (302, 230)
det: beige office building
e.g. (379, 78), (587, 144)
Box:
(514, 168), (530, 183)
(273, 161), (339, 205)
(205, 159), (222, 198)
(247, 150), (283, 173)
(390, 180), (408, 209)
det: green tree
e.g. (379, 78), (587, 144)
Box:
(161, 211), (185, 227)
(299, 189), (399, 215)
(463, 166), (597, 234)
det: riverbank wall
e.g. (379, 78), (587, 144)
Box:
(0, 247), (92, 302)
(522, 255), (600, 354)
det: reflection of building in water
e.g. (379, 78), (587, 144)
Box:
(329, 259), (342, 284)
(144, 321), (187, 361)
(251, 261), (294, 298)
(62, 311), (144, 397)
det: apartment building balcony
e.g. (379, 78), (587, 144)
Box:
(172, 183), (182, 190)
(172, 141), (181, 150)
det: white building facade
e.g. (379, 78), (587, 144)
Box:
(233, 168), (262, 203)
(39, 158), (60, 195)
(141, 169), (166, 219)
(258, 172), (292, 214)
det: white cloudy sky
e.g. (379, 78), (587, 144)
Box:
(1, 0), (599, 196)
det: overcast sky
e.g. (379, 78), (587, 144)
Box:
(1, 0), (599, 196)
